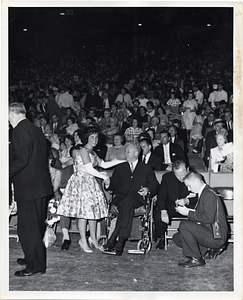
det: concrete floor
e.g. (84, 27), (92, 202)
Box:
(8, 232), (234, 294)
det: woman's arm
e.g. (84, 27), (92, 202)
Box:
(80, 148), (109, 180)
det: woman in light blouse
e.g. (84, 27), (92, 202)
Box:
(210, 133), (233, 172)
(124, 118), (143, 143)
(105, 134), (126, 161)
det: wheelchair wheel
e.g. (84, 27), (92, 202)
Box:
(137, 239), (152, 254)
(97, 235), (107, 247)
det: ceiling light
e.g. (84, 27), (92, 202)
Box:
(23, 28), (27, 31)
(60, 12), (65, 16)
(207, 23), (211, 27)
(138, 23), (142, 27)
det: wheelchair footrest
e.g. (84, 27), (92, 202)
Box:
(127, 249), (145, 255)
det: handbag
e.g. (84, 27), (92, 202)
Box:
(211, 197), (222, 239)
(43, 225), (57, 248)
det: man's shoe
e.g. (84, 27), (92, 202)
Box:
(102, 248), (123, 256)
(17, 258), (27, 266)
(178, 257), (205, 268)
(102, 240), (117, 251)
(204, 246), (226, 260)
(61, 239), (71, 251)
(156, 237), (165, 250)
(14, 269), (46, 277)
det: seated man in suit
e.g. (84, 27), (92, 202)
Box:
(173, 171), (228, 268)
(139, 137), (162, 171)
(149, 116), (164, 135)
(154, 160), (198, 249)
(154, 129), (186, 171)
(102, 142), (159, 255)
(224, 111), (233, 142)
(117, 110), (130, 135)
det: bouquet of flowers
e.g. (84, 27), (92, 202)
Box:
(46, 197), (60, 227)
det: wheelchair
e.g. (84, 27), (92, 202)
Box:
(97, 195), (156, 254)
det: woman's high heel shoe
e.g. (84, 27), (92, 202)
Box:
(88, 236), (103, 251)
(78, 239), (93, 253)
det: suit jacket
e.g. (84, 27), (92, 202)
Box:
(202, 118), (214, 138)
(108, 161), (159, 206)
(154, 142), (186, 171)
(139, 152), (162, 171)
(156, 171), (198, 217)
(176, 127), (188, 152)
(203, 130), (217, 167)
(188, 185), (228, 242)
(172, 137), (184, 152)
(9, 119), (52, 202)
(129, 107), (140, 120)
(152, 124), (164, 135)
(118, 121), (130, 135)
(50, 120), (64, 134)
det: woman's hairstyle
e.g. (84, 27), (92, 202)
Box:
(156, 106), (166, 115)
(73, 129), (83, 140)
(146, 101), (154, 108)
(64, 134), (74, 145)
(139, 106), (147, 113)
(82, 126), (99, 145)
(67, 116), (76, 124)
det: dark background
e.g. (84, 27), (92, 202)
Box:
(9, 7), (233, 61)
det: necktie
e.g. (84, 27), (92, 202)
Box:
(130, 163), (134, 172)
(227, 122), (231, 130)
(122, 95), (125, 103)
(143, 155), (147, 163)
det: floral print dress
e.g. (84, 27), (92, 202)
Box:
(57, 151), (108, 219)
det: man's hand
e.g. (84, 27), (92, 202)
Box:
(138, 186), (149, 197)
(175, 198), (189, 206)
(175, 205), (189, 216)
(103, 176), (110, 187)
(161, 210), (169, 224)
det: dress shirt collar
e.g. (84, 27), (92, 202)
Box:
(129, 159), (138, 170)
(198, 183), (206, 199)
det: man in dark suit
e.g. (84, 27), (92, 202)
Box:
(9, 102), (53, 277)
(129, 99), (140, 120)
(172, 119), (188, 151)
(117, 111), (130, 135)
(149, 116), (164, 134)
(139, 138), (162, 171)
(50, 113), (64, 134)
(102, 142), (159, 255)
(173, 171), (228, 268)
(154, 160), (198, 249)
(203, 119), (224, 168)
(154, 129), (186, 171)
(224, 111), (233, 142)
(168, 125), (185, 151)
(202, 111), (215, 138)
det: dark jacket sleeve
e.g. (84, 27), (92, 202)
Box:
(146, 165), (160, 197)
(188, 189), (216, 224)
(9, 126), (31, 178)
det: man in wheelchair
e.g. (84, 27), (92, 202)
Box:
(102, 142), (159, 256)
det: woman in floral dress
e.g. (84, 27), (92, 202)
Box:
(57, 127), (124, 253)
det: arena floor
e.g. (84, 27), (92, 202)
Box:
(8, 232), (233, 294)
